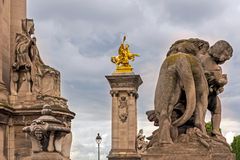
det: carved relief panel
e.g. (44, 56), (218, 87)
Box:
(118, 96), (128, 123)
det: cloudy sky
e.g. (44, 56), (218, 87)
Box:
(27, 0), (240, 159)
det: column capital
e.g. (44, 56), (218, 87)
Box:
(106, 74), (143, 90)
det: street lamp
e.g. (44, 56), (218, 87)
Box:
(96, 133), (102, 160)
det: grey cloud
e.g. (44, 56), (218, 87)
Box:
(163, 0), (226, 26)
(71, 121), (111, 160)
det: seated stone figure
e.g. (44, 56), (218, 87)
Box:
(10, 19), (61, 105)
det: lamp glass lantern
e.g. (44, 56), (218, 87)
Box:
(96, 133), (102, 144)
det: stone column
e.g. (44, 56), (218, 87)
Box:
(106, 73), (142, 160)
(0, 0), (10, 103)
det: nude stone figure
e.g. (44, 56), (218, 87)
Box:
(198, 40), (233, 137)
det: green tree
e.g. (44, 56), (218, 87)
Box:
(205, 121), (212, 135)
(205, 121), (221, 135)
(231, 135), (240, 160)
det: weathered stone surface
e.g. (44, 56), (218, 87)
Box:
(22, 152), (69, 160)
(9, 19), (62, 108)
(144, 38), (234, 160)
(106, 73), (142, 160)
(143, 127), (235, 160)
(22, 105), (72, 159)
(0, 2), (75, 160)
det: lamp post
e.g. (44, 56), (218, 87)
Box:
(96, 133), (102, 160)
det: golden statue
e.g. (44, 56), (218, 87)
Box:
(111, 36), (139, 73)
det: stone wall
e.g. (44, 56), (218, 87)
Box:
(0, 0), (26, 90)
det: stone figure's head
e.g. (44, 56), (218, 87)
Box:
(188, 38), (209, 55)
(166, 39), (199, 57)
(30, 120), (47, 141)
(34, 127), (44, 141)
(209, 40), (233, 64)
(22, 19), (35, 35)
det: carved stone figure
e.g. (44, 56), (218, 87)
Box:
(23, 105), (72, 159)
(143, 38), (234, 160)
(153, 40), (209, 144)
(198, 40), (233, 137)
(10, 19), (61, 106)
(137, 129), (148, 154)
(11, 19), (35, 95)
(111, 36), (139, 73)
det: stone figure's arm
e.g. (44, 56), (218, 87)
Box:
(17, 36), (32, 54)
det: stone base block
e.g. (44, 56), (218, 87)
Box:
(144, 127), (236, 160)
(141, 152), (235, 160)
(108, 156), (141, 160)
(142, 140), (235, 160)
(22, 152), (70, 160)
(108, 150), (141, 160)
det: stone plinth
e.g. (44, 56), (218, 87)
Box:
(106, 73), (142, 160)
(22, 152), (69, 160)
(142, 128), (235, 160)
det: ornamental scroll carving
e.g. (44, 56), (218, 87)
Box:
(118, 96), (128, 123)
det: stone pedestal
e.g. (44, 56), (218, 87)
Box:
(106, 73), (142, 160)
(22, 152), (69, 160)
(142, 128), (235, 160)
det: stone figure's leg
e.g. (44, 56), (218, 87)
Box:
(193, 70), (208, 134)
(194, 94), (208, 134)
(61, 132), (72, 158)
(211, 96), (222, 136)
(47, 131), (55, 152)
(26, 71), (32, 94)
(10, 72), (18, 95)
(155, 65), (180, 145)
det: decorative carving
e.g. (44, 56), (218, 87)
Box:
(118, 96), (128, 123)
(10, 19), (60, 104)
(127, 90), (138, 98)
(36, 95), (68, 109)
(137, 129), (148, 154)
(110, 90), (119, 97)
(23, 105), (72, 159)
(111, 36), (139, 73)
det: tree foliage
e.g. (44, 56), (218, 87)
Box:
(231, 135), (240, 160)
(205, 121), (221, 135)
(205, 121), (212, 134)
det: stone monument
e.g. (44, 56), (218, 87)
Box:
(106, 36), (142, 160)
(142, 38), (235, 160)
(0, 1), (75, 160)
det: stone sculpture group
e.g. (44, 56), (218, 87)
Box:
(144, 38), (234, 159)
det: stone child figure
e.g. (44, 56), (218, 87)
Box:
(199, 40), (233, 137)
